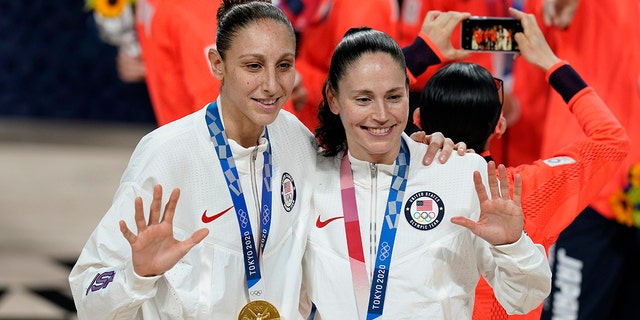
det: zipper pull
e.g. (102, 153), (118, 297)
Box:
(369, 162), (377, 179)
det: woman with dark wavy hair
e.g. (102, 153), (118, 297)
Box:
(303, 26), (550, 319)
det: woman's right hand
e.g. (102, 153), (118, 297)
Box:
(119, 184), (209, 277)
(509, 7), (561, 71)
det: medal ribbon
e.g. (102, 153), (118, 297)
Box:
(205, 102), (273, 301)
(340, 141), (410, 319)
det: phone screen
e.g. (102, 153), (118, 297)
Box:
(461, 17), (523, 52)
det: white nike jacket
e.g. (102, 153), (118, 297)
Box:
(303, 134), (551, 319)
(69, 101), (317, 319)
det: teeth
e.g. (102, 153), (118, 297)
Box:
(369, 127), (390, 134)
(259, 99), (277, 105)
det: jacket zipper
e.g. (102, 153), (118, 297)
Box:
(369, 162), (378, 278)
(250, 147), (261, 254)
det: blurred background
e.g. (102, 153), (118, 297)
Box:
(0, 1), (156, 319)
(0, 1), (154, 122)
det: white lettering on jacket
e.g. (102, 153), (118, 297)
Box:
(551, 248), (582, 320)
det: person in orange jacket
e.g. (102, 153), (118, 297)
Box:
(397, 0), (522, 161)
(282, 0), (400, 132)
(502, 0), (555, 167)
(134, 0), (221, 126)
(519, 0), (640, 319)
(412, 7), (631, 320)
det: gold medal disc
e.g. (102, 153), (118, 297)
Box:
(238, 300), (281, 320)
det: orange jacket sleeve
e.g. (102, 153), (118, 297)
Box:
(538, 0), (640, 221)
(510, 63), (630, 250)
(136, 0), (220, 126)
(473, 62), (630, 320)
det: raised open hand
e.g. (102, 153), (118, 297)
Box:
(450, 161), (524, 245)
(119, 184), (209, 277)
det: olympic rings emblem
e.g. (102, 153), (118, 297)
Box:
(404, 191), (445, 231)
(250, 290), (263, 296)
(239, 209), (249, 227)
(413, 211), (437, 223)
(262, 205), (271, 224)
(379, 242), (391, 261)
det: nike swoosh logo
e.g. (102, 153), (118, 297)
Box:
(316, 215), (344, 228)
(202, 206), (234, 223)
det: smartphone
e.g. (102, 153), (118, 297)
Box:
(461, 17), (523, 52)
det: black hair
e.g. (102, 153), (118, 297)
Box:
(419, 62), (502, 153)
(315, 27), (409, 157)
(216, 0), (295, 60)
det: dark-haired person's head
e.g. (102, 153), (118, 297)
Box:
(418, 62), (505, 154)
(316, 27), (409, 158)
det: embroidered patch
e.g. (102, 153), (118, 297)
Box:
(543, 156), (576, 167)
(404, 191), (445, 230)
(280, 172), (296, 212)
(86, 271), (116, 295)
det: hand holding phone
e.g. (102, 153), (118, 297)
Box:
(461, 17), (523, 52)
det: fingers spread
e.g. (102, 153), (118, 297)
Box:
(513, 174), (523, 204)
(134, 196), (146, 233)
(189, 228), (210, 246)
(473, 170), (489, 203)
(119, 220), (136, 244)
(498, 164), (510, 199)
(181, 228), (210, 254)
(149, 184), (163, 225)
(162, 188), (181, 224)
(450, 216), (476, 231)
(486, 161), (500, 199)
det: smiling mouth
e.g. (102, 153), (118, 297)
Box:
(366, 126), (393, 135)
(254, 98), (278, 106)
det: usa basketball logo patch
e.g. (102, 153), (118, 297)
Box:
(280, 172), (296, 212)
(404, 191), (445, 230)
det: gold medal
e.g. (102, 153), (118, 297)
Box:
(238, 300), (281, 320)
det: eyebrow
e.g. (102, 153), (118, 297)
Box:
(350, 86), (405, 94)
(237, 52), (295, 60)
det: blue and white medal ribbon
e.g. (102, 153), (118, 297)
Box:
(205, 101), (273, 301)
(340, 140), (410, 319)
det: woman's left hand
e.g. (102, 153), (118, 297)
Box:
(450, 161), (524, 246)
(410, 131), (467, 165)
